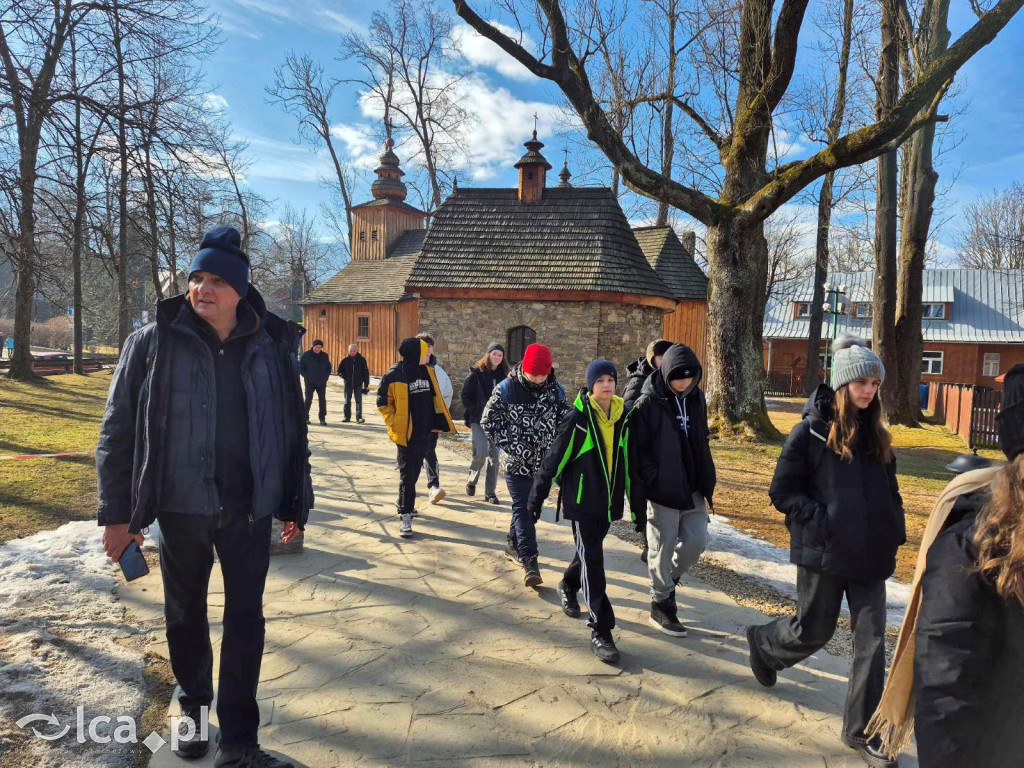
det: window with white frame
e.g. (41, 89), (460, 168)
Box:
(983, 353), (1001, 378)
(922, 303), (947, 319)
(921, 350), (944, 375)
(795, 302), (811, 318)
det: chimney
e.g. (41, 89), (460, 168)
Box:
(514, 130), (552, 204)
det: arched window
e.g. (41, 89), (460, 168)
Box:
(507, 325), (536, 365)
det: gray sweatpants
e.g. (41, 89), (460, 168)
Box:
(646, 493), (709, 602)
(467, 422), (499, 498)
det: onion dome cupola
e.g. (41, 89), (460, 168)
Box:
(370, 137), (408, 202)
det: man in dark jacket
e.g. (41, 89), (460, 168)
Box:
(96, 226), (310, 768)
(482, 343), (568, 587)
(628, 343), (716, 638)
(623, 338), (672, 412)
(337, 343), (370, 423)
(299, 339), (332, 425)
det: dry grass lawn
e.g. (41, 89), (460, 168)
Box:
(0, 371), (112, 544)
(717, 397), (1003, 582)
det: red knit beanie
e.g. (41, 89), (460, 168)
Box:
(521, 343), (552, 376)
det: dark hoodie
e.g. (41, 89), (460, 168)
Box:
(400, 337), (435, 441)
(768, 383), (905, 581)
(623, 356), (654, 412)
(628, 344), (716, 516)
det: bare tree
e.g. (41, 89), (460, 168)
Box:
(454, 0), (1022, 434)
(341, 0), (471, 211)
(267, 52), (356, 250)
(765, 208), (814, 306)
(957, 182), (1024, 268)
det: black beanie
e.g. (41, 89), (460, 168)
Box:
(487, 342), (505, 354)
(586, 359), (617, 391)
(188, 226), (250, 298)
(997, 363), (1024, 460)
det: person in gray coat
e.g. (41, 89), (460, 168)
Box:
(96, 226), (310, 768)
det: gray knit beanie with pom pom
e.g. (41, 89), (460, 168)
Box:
(830, 333), (885, 389)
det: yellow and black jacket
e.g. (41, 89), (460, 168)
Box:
(528, 388), (632, 524)
(377, 338), (456, 447)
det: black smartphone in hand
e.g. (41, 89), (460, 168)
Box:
(118, 540), (150, 582)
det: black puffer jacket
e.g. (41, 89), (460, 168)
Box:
(769, 384), (905, 581)
(623, 356), (654, 412)
(460, 362), (509, 426)
(299, 348), (332, 386)
(96, 289), (313, 533)
(627, 345), (716, 521)
(529, 389), (629, 523)
(481, 365), (568, 477)
(914, 506), (1024, 768)
(337, 352), (370, 389)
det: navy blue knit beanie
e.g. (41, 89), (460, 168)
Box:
(586, 359), (617, 391)
(188, 226), (250, 297)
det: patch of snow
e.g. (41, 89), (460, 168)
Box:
(708, 514), (911, 628)
(0, 520), (157, 766)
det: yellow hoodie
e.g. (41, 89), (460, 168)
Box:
(588, 393), (624, 478)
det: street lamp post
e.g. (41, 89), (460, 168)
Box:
(821, 282), (848, 386)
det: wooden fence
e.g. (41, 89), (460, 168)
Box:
(0, 354), (118, 376)
(927, 381), (1001, 450)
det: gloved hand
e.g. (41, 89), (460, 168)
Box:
(529, 503), (543, 522)
(362, 387), (369, 395)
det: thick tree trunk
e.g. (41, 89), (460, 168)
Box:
(7, 158), (40, 380)
(705, 216), (779, 437)
(873, 0), (900, 417)
(806, 172), (834, 393)
(72, 183), (86, 374)
(890, 0), (951, 425)
(112, 1), (131, 349)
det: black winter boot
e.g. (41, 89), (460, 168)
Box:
(745, 625), (778, 688)
(172, 704), (210, 759)
(214, 744), (294, 768)
(504, 535), (520, 563)
(522, 555), (543, 587)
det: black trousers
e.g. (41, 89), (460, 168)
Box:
(343, 383), (363, 421)
(157, 511), (272, 747)
(563, 516), (614, 634)
(396, 436), (431, 514)
(304, 381), (327, 422)
(751, 566), (887, 743)
(423, 432), (440, 489)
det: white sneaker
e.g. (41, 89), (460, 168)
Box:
(428, 487), (446, 504)
(399, 513), (413, 538)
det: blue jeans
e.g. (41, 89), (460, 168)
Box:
(505, 474), (538, 560)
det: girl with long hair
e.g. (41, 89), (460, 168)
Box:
(745, 335), (905, 768)
(908, 363), (1024, 767)
(460, 343), (510, 503)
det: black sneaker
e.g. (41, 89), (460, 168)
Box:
(342, 418), (351, 423)
(466, 482), (476, 496)
(319, 419), (327, 425)
(649, 598), (687, 637)
(522, 555), (543, 587)
(485, 494), (500, 504)
(357, 418), (365, 424)
(745, 626), (777, 687)
(590, 631), (620, 664)
(172, 704), (210, 758)
(640, 545), (648, 563)
(214, 744), (294, 768)
(842, 735), (899, 768)
(557, 580), (581, 618)
(504, 535), (520, 563)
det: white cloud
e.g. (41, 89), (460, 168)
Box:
(329, 123), (379, 169)
(242, 135), (338, 183)
(317, 8), (363, 34)
(203, 92), (230, 113)
(452, 23), (537, 81)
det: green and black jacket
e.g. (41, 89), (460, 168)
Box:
(528, 388), (633, 524)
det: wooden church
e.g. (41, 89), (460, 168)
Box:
(300, 133), (709, 391)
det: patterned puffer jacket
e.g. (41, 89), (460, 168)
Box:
(481, 365), (568, 477)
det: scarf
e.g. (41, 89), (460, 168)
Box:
(865, 464), (1001, 757)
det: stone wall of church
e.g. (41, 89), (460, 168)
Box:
(417, 297), (663, 417)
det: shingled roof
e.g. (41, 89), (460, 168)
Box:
(633, 226), (708, 301)
(299, 229), (425, 305)
(406, 188), (676, 299)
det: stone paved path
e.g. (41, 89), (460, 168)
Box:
(134, 385), (917, 768)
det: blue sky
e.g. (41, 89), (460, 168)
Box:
(204, 0), (1024, 258)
